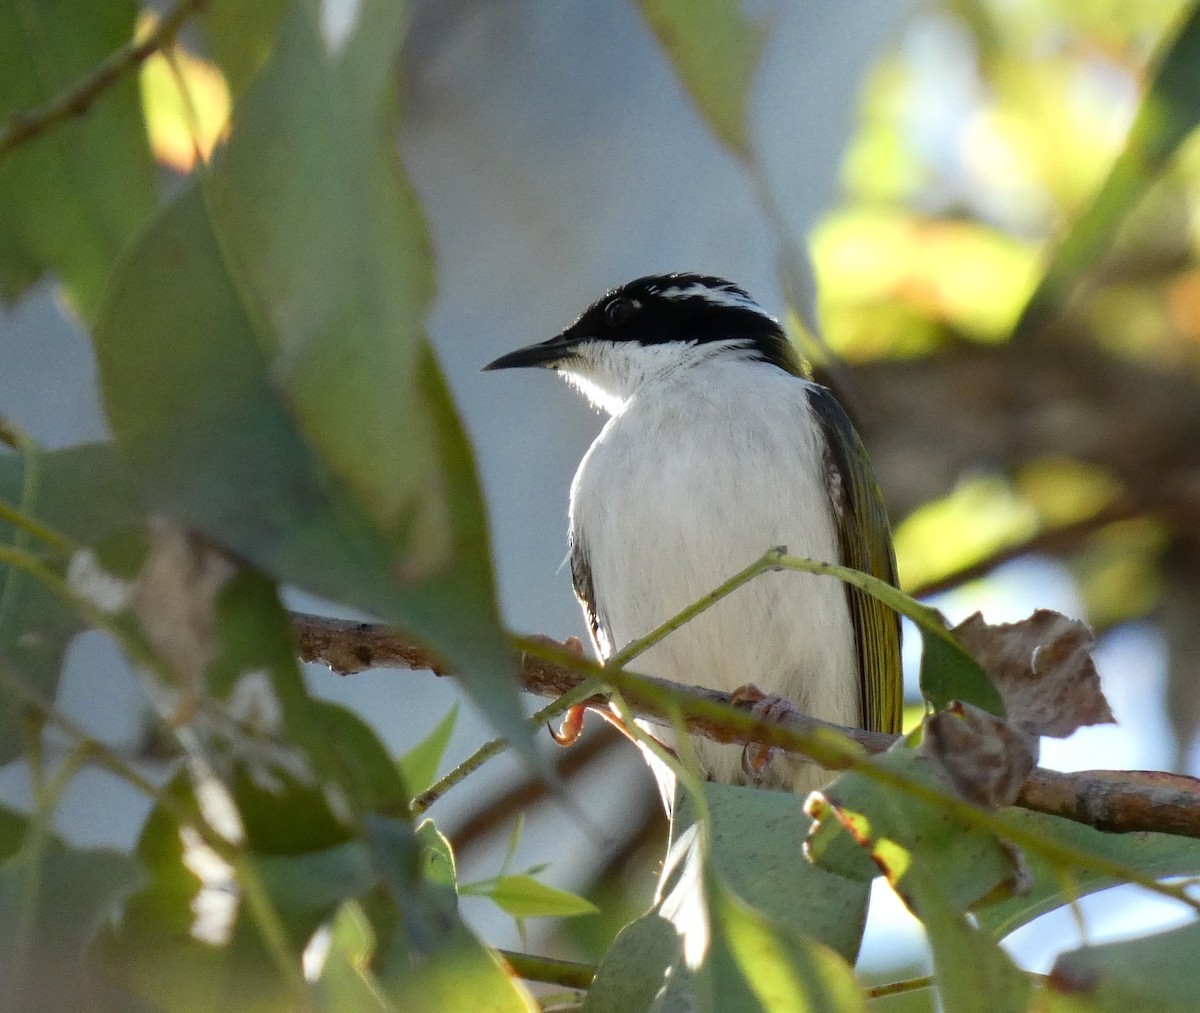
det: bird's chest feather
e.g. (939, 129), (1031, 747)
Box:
(569, 367), (860, 735)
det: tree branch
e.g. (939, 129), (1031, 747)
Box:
(0, 0), (209, 160)
(291, 612), (1200, 839)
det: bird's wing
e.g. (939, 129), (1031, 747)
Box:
(807, 385), (903, 735)
(569, 530), (612, 658)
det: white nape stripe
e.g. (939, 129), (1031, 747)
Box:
(656, 283), (775, 318)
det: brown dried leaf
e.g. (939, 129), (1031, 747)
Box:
(130, 520), (235, 695)
(953, 609), (1115, 739)
(919, 701), (1036, 808)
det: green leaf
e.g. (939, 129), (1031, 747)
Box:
(589, 782), (871, 1011)
(698, 782), (870, 962)
(919, 626), (1004, 716)
(101, 771), (368, 1011)
(201, 0), (288, 95)
(313, 901), (395, 1012)
(0, 0), (155, 318)
(1016, 6), (1200, 333)
(812, 749), (1023, 916)
(713, 881), (866, 1013)
(368, 818), (536, 1012)
(584, 911), (687, 1013)
(637, 0), (765, 158)
(0, 443), (140, 765)
(911, 868), (1031, 1013)
(811, 748), (1031, 1011)
(1043, 918), (1200, 1012)
(975, 808), (1200, 940)
(775, 553), (1002, 715)
(464, 874), (599, 920)
(94, 0), (534, 773)
(0, 816), (143, 1013)
(398, 703), (459, 798)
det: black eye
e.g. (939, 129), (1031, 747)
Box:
(604, 297), (636, 327)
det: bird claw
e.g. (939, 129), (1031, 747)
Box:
(550, 704), (588, 746)
(731, 683), (800, 780)
(547, 637), (590, 746)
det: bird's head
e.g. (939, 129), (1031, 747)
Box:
(483, 273), (802, 414)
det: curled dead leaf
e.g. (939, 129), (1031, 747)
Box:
(130, 520), (235, 698)
(953, 609), (1115, 739)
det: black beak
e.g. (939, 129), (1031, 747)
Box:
(482, 334), (580, 372)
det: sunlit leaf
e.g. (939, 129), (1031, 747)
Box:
(138, 13), (232, 172)
(714, 881), (866, 1013)
(463, 874), (599, 920)
(589, 781), (871, 1010)
(0, 0), (155, 319)
(313, 900), (394, 1012)
(811, 749), (1024, 917)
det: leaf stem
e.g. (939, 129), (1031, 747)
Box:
(496, 948), (596, 990)
(865, 974), (934, 999)
(409, 679), (600, 814)
(609, 550), (781, 665)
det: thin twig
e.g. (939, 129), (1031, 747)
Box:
(0, 0), (209, 160)
(293, 611), (1200, 839)
(448, 727), (625, 856)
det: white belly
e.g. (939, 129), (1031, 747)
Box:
(569, 362), (859, 791)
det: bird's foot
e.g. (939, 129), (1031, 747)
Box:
(550, 704), (587, 746)
(731, 683), (800, 780)
(549, 636), (589, 746)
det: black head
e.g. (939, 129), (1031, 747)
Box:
(483, 273), (802, 376)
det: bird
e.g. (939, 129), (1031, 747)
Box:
(484, 273), (901, 799)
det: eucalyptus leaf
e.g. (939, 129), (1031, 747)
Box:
(367, 817), (536, 1012)
(398, 704), (458, 798)
(812, 748), (1022, 916)
(0, 819), (143, 1013)
(0, 0), (155, 318)
(590, 780), (871, 1011)
(464, 874), (599, 920)
(313, 900), (395, 1012)
(1044, 918), (1200, 1012)
(637, 0), (765, 158)
(94, 0), (534, 773)
(201, 0), (288, 95)
(976, 808), (1200, 940)
(713, 881), (866, 1013)
(810, 748), (1031, 1011)
(0, 443), (140, 765)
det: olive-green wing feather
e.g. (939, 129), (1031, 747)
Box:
(807, 385), (903, 735)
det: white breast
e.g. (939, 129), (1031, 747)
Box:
(569, 358), (859, 791)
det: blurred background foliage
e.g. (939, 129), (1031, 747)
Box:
(810, 0), (1200, 760)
